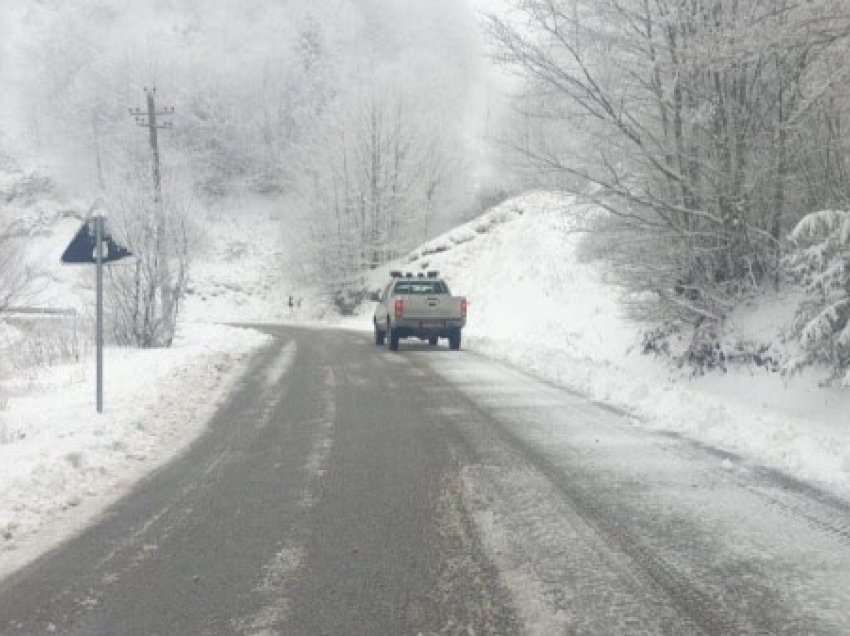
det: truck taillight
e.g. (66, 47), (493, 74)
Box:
(461, 298), (468, 318)
(394, 298), (405, 319)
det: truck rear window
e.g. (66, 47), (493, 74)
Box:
(393, 281), (447, 295)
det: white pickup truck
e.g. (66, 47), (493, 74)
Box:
(372, 271), (467, 351)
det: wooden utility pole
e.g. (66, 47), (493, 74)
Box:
(129, 87), (175, 343)
(129, 87), (174, 204)
(92, 110), (105, 191)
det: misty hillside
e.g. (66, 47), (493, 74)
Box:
(1, 1), (850, 467)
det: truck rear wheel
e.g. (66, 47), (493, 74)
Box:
(428, 336), (438, 346)
(389, 326), (400, 351)
(374, 322), (385, 346)
(449, 329), (461, 351)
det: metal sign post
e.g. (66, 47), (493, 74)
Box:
(61, 205), (132, 414)
(95, 216), (104, 414)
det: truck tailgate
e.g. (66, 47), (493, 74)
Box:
(400, 295), (463, 320)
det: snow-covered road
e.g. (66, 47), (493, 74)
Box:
(425, 349), (850, 634)
(2, 326), (849, 634)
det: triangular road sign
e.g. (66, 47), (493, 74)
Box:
(61, 216), (132, 264)
(61, 217), (97, 263)
(105, 236), (132, 262)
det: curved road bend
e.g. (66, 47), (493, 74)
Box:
(0, 325), (848, 635)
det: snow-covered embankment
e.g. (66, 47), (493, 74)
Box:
(356, 191), (850, 499)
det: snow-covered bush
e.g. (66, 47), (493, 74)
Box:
(106, 179), (199, 348)
(785, 210), (850, 383)
(1, 317), (86, 378)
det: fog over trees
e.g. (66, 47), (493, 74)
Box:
(1, 1), (486, 197)
(0, 0), (502, 325)
(3, 1), (850, 375)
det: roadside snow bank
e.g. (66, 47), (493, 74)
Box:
(0, 323), (270, 580)
(358, 191), (850, 499)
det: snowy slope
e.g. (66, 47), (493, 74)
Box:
(350, 191), (850, 500)
(0, 168), (92, 312)
(181, 195), (295, 324)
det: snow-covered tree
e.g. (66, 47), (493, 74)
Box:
(487, 0), (850, 331)
(293, 81), (461, 308)
(0, 160), (49, 313)
(785, 210), (850, 383)
(105, 166), (198, 348)
(284, 3), (478, 303)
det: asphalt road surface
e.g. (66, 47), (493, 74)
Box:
(1, 326), (850, 635)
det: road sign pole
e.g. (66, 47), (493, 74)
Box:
(96, 216), (104, 414)
(62, 206), (132, 413)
